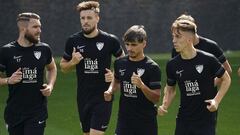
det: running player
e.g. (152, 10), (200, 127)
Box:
(60, 1), (124, 135)
(0, 12), (57, 135)
(171, 14), (232, 75)
(104, 25), (161, 135)
(158, 18), (231, 135)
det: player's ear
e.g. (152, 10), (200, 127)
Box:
(143, 41), (147, 48)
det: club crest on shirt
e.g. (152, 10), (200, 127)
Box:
(34, 51), (41, 60)
(96, 42), (104, 51)
(137, 68), (145, 77)
(195, 65), (203, 73)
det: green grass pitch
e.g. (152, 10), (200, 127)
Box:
(0, 51), (239, 135)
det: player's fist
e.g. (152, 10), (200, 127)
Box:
(158, 105), (168, 116)
(7, 68), (22, 84)
(131, 72), (143, 88)
(205, 99), (218, 112)
(104, 90), (113, 101)
(40, 84), (53, 97)
(105, 68), (113, 82)
(71, 47), (83, 65)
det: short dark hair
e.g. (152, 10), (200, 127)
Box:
(76, 1), (100, 14)
(17, 12), (40, 22)
(123, 25), (147, 43)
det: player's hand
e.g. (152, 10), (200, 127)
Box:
(158, 105), (168, 116)
(104, 90), (113, 101)
(7, 68), (22, 84)
(131, 72), (144, 89)
(40, 84), (53, 97)
(205, 99), (219, 112)
(70, 47), (83, 65)
(105, 68), (113, 82)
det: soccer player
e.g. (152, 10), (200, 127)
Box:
(171, 14), (232, 76)
(104, 25), (161, 135)
(0, 12), (57, 135)
(60, 1), (124, 135)
(158, 18), (231, 135)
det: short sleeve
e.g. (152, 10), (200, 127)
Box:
(62, 37), (74, 61)
(148, 65), (161, 90)
(209, 55), (225, 78)
(45, 45), (53, 65)
(0, 46), (6, 72)
(209, 42), (226, 64)
(110, 35), (123, 58)
(166, 61), (177, 86)
(114, 60), (120, 80)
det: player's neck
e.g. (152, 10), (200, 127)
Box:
(84, 29), (99, 38)
(17, 36), (33, 47)
(180, 47), (197, 60)
(129, 54), (145, 62)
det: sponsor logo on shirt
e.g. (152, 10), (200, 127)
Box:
(123, 81), (137, 98)
(195, 65), (203, 74)
(22, 67), (38, 83)
(84, 58), (99, 74)
(96, 42), (104, 51)
(34, 51), (41, 60)
(184, 80), (200, 96)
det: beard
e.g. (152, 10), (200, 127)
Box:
(82, 25), (96, 35)
(25, 32), (40, 44)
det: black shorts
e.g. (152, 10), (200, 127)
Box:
(7, 116), (46, 135)
(175, 118), (216, 135)
(115, 118), (158, 135)
(78, 101), (112, 133)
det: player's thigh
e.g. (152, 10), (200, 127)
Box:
(195, 120), (216, 135)
(91, 101), (112, 131)
(24, 117), (46, 135)
(135, 120), (158, 135)
(175, 119), (188, 135)
(115, 126), (133, 135)
(8, 123), (24, 135)
(78, 104), (92, 133)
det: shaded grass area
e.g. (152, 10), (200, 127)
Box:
(0, 51), (239, 135)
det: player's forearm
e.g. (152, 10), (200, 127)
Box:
(162, 86), (176, 109)
(60, 59), (76, 73)
(0, 77), (8, 86)
(107, 79), (120, 94)
(139, 84), (160, 104)
(46, 60), (57, 88)
(223, 60), (232, 75)
(214, 72), (231, 104)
